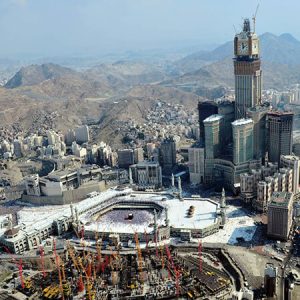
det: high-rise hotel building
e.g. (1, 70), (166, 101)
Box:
(234, 19), (262, 119)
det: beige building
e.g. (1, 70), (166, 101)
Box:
(241, 163), (293, 212)
(203, 114), (224, 159)
(280, 155), (300, 194)
(188, 146), (205, 184)
(232, 119), (254, 165)
(129, 161), (162, 189)
(267, 192), (293, 240)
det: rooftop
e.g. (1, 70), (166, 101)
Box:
(269, 191), (293, 207)
(267, 111), (294, 117)
(232, 118), (253, 126)
(203, 114), (223, 123)
(281, 155), (300, 162)
(247, 104), (270, 113)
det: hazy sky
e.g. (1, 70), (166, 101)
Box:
(0, 0), (299, 57)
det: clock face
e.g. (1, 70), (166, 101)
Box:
(238, 41), (249, 55)
(252, 41), (259, 55)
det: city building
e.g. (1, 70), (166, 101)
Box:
(234, 19), (262, 119)
(203, 114), (224, 159)
(23, 165), (105, 205)
(232, 119), (254, 165)
(159, 137), (176, 174)
(129, 161), (162, 189)
(117, 149), (134, 169)
(267, 111), (293, 164)
(71, 142), (87, 158)
(247, 104), (270, 160)
(240, 163), (293, 212)
(198, 101), (218, 141)
(64, 129), (76, 146)
(13, 139), (23, 158)
(75, 125), (90, 144)
(264, 264), (278, 298)
(280, 155), (300, 194)
(217, 100), (235, 145)
(134, 147), (144, 164)
(267, 191), (294, 240)
(188, 145), (205, 184)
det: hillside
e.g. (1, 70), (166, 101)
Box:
(175, 32), (300, 73)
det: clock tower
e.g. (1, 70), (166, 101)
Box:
(234, 18), (262, 119)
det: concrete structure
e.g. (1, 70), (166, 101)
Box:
(13, 139), (23, 158)
(23, 165), (106, 205)
(267, 192), (294, 240)
(198, 101), (218, 141)
(247, 104), (270, 160)
(204, 157), (261, 192)
(64, 129), (76, 146)
(159, 137), (176, 174)
(75, 125), (90, 144)
(234, 19), (262, 119)
(0, 188), (222, 254)
(241, 164), (293, 211)
(267, 111), (293, 164)
(264, 264), (277, 298)
(134, 148), (144, 164)
(232, 119), (254, 165)
(129, 161), (162, 189)
(203, 114), (224, 159)
(71, 142), (87, 158)
(118, 149), (134, 169)
(281, 155), (300, 194)
(217, 100), (235, 145)
(188, 145), (205, 184)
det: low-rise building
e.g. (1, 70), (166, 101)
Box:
(130, 161), (162, 189)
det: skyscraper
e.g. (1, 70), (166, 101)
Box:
(234, 19), (262, 119)
(247, 104), (270, 160)
(267, 111), (293, 164)
(159, 137), (176, 174)
(198, 101), (218, 142)
(232, 119), (254, 165)
(203, 114), (224, 159)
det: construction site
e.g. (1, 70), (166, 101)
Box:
(0, 238), (236, 300)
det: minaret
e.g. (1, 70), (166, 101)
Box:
(220, 188), (226, 225)
(171, 173), (175, 187)
(221, 188), (226, 209)
(178, 176), (182, 199)
(129, 167), (133, 185)
(70, 203), (74, 221)
(154, 209), (158, 243)
(75, 207), (79, 226)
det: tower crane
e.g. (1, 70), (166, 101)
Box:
(53, 239), (65, 300)
(134, 232), (143, 279)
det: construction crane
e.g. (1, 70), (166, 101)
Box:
(134, 232), (143, 276)
(160, 244), (165, 269)
(198, 240), (202, 273)
(40, 245), (46, 278)
(3, 246), (24, 289)
(18, 259), (25, 289)
(252, 3), (260, 33)
(53, 239), (64, 300)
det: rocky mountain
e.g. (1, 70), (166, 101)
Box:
(164, 33), (300, 93)
(5, 63), (78, 88)
(175, 32), (300, 73)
